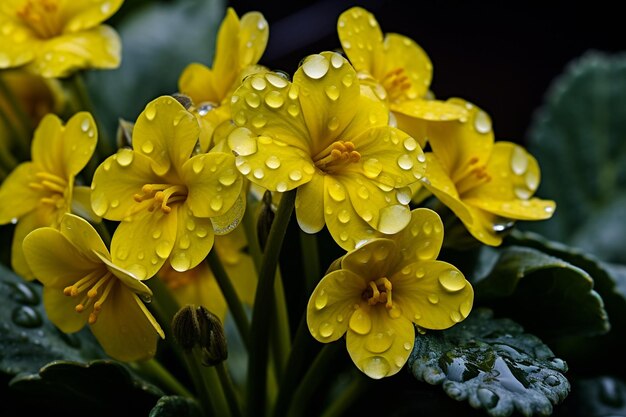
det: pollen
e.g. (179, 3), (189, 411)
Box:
(362, 277), (393, 309)
(313, 141), (361, 172)
(381, 68), (412, 102)
(16, 0), (62, 39)
(134, 183), (188, 213)
(63, 270), (115, 324)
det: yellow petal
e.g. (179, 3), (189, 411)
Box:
(58, 213), (108, 263)
(323, 176), (377, 250)
(196, 104), (231, 152)
(379, 33), (432, 99)
(22, 226), (98, 288)
(42, 286), (87, 333)
(295, 172), (325, 233)
(391, 208), (444, 263)
(341, 238), (401, 280)
(12, 207), (56, 280)
(27, 26), (121, 78)
(337, 7), (383, 72)
(93, 251), (153, 298)
(307, 269), (366, 343)
(110, 208), (178, 279)
(169, 206), (215, 272)
(392, 99), (468, 122)
(394, 111), (428, 148)
(427, 99), (494, 181)
(71, 185), (102, 224)
(0, 17), (36, 69)
(59, 112), (98, 177)
(393, 260), (474, 330)
(91, 150), (162, 220)
(63, 0), (124, 32)
(211, 8), (241, 99)
(346, 304), (415, 379)
(183, 152), (243, 218)
(230, 129), (315, 192)
(238, 11), (269, 68)
(217, 232), (257, 307)
(294, 52), (360, 148)
(31, 113), (64, 177)
(0, 162), (39, 223)
(178, 63), (220, 105)
(91, 286), (163, 362)
(133, 96), (199, 176)
(230, 72), (310, 150)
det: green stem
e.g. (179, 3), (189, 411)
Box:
(245, 189), (296, 417)
(242, 190), (263, 271)
(0, 77), (31, 159)
(194, 350), (231, 417)
(319, 374), (369, 417)
(285, 344), (342, 417)
(270, 272), (290, 379)
(206, 249), (250, 349)
(0, 106), (26, 168)
(298, 230), (320, 294)
(216, 362), (243, 417)
(135, 358), (194, 398)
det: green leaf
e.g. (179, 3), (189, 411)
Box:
(408, 308), (570, 417)
(0, 263), (104, 376)
(86, 0), (225, 142)
(8, 360), (163, 416)
(563, 376), (626, 417)
(524, 51), (626, 263)
(473, 245), (609, 339)
(149, 395), (203, 417)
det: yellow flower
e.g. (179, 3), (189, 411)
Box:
(307, 208), (473, 379)
(178, 7), (269, 152)
(418, 98), (556, 246)
(337, 7), (467, 147)
(159, 226), (257, 322)
(90, 95), (244, 280)
(23, 213), (164, 362)
(228, 51), (426, 250)
(0, 111), (97, 279)
(0, 0), (123, 78)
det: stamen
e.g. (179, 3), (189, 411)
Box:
(313, 141), (361, 171)
(363, 277), (394, 308)
(134, 183), (187, 213)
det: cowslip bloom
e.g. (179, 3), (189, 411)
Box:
(178, 7), (269, 151)
(228, 51), (426, 250)
(0, 0), (123, 78)
(90, 95), (244, 280)
(337, 6), (466, 147)
(417, 98), (556, 246)
(23, 213), (164, 362)
(0, 111), (97, 279)
(307, 208), (473, 378)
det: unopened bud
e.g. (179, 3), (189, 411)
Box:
(172, 93), (193, 110)
(116, 118), (134, 148)
(171, 305), (228, 366)
(257, 190), (275, 250)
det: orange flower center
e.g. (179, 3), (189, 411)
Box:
(28, 171), (68, 209)
(133, 184), (188, 214)
(453, 157), (492, 196)
(16, 0), (63, 39)
(313, 140), (361, 173)
(362, 277), (393, 309)
(381, 68), (411, 102)
(63, 269), (115, 324)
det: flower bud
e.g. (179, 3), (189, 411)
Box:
(257, 190), (274, 250)
(172, 93), (193, 110)
(171, 305), (228, 366)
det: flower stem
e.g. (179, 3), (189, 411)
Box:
(193, 350), (232, 417)
(206, 249), (250, 349)
(216, 362), (243, 417)
(0, 76), (32, 160)
(319, 373), (369, 417)
(245, 189), (296, 417)
(134, 358), (194, 399)
(0, 106), (27, 167)
(298, 230), (320, 294)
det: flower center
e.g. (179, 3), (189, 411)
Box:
(362, 277), (393, 309)
(454, 157), (492, 196)
(16, 0), (62, 39)
(63, 269), (115, 324)
(133, 184), (188, 213)
(28, 171), (68, 209)
(381, 68), (411, 102)
(313, 140), (361, 173)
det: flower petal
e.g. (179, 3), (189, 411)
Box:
(392, 99), (467, 122)
(71, 185), (102, 224)
(391, 208), (444, 264)
(379, 33), (432, 99)
(42, 286), (87, 333)
(12, 207), (58, 280)
(58, 213), (108, 263)
(337, 7), (383, 72)
(91, 286), (163, 361)
(27, 26), (121, 78)
(427, 99), (494, 181)
(0, 162), (39, 223)
(307, 269), (366, 343)
(238, 11), (269, 68)
(211, 8), (242, 99)
(63, 0), (125, 32)
(341, 238), (401, 280)
(58, 112), (98, 177)
(183, 152), (243, 218)
(394, 111), (428, 148)
(31, 113), (64, 176)
(91, 149), (162, 220)
(392, 260), (474, 330)
(94, 251), (153, 297)
(465, 197), (556, 222)
(295, 172), (325, 233)
(110, 207), (178, 279)
(0, 19), (36, 69)
(169, 207), (215, 272)
(294, 52), (360, 150)
(461, 205), (512, 246)
(178, 63), (220, 105)
(346, 304), (415, 379)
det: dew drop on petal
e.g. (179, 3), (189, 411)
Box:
(362, 158), (382, 178)
(141, 140), (154, 154)
(81, 118), (90, 132)
(116, 149), (134, 166)
(327, 181), (346, 202)
(349, 308), (372, 335)
(473, 110), (491, 134)
(171, 252), (191, 271)
(210, 196), (224, 212)
(365, 331), (393, 353)
(427, 294), (439, 304)
(218, 170), (238, 186)
(361, 356), (391, 379)
(276, 182), (288, 192)
(289, 170), (302, 181)
(265, 72), (288, 88)
(377, 205), (411, 234)
(229, 127), (258, 156)
(510, 146), (529, 175)
(330, 53), (344, 69)
(302, 54), (330, 79)
(338, 209), (350, 224)
(251, 77), (267, 91)
(265, 155), (281, 169)
(144, 103), (157, 121)
(319, 321), (333, 338)
(245, 92), (261, 108)
(314, 289), (328, 310)
(325, 85), (340, 101)
(156, 241), (171, 259)
(525, 170), (538, 191)
(403, 137), (417, 151)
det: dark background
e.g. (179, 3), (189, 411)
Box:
(227, 0), (624, 145)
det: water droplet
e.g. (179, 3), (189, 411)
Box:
(366, 331), (393, 353)
(473, 110), (491, 134)
(525, 170), (538, 191)
(289, 170), (303, 181)
(276, 182), (288, 192)
(337, 314), (344, 323)
(315, 289), (328, 310)
(361, 356), (391, 379)
(265, 73), (288, 88)
(245, 92), (261, 108)
(363, 158), (382, 178)
(544, 205), (554, 214)
(514, 186), (532, 200)
(427, 294), (439, 304)
(197, 102), (216, 116)
(417, 153), (426, 163)
(342, 73), (354, 87)
(100, 1), (111, 14)
(510, 146), (528, 175)
(397, 154), (414, 170)
(403, 342), (412, 351)
(251, 77), (267, 91)
(438, 269), (466, 292)
(460, 300), (472, 319)
(287, 104), (300, 117)
(362, 211), (373, 222)
(196, 227), (208, 238)
(330, 53), (344, 68)
(388, 305), (402, 319)
(218, 170), (238, 186)
(141, 140), (154, 154)
(229, 127), (257, 156)
(302, 54), (330, 79)
(178, 234), (191, 250)
(327, 116), (339, 131)
(319, 321), (333, 338)
(403, 137), (418, 151)
(265, 156), (281, 169)
(81, 118), (91, 132)
(477, 388), (499, 409)
(144, 102), (157, 120)
(192, 158), (205, 174)
(349, 308), (372, 335)
(12, 306), (42, 328)
(544, 375), (560, 387)
(116, 149), (134, 166)
(156, 241), (171, 258)
(328, 181), (346, 202)
(9, 282), (39, 305)
(338, 209), (350, 224)
(137, 251), (145, 260)
(264, 91), (284, 109)
(325, 85), (340, 101)
(171, 252), (191, 271)
(377, 205), (411, 234)
(210, 196), (224, 212)
(288, 85), (299, 100)
(152, 229), (162, 239)
(450, 310), (462, 323)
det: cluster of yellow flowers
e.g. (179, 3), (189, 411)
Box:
(0, 1), (555, 380)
